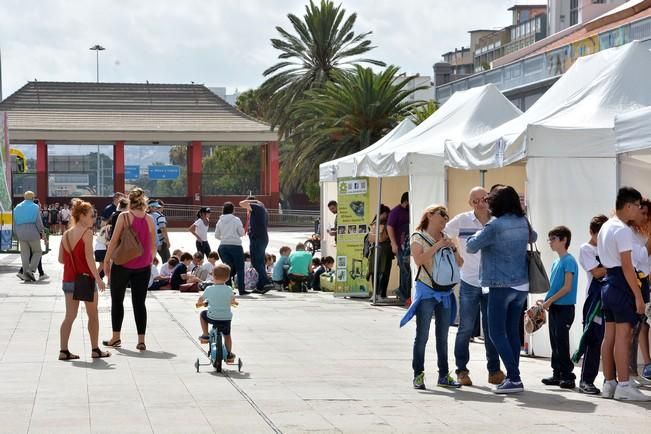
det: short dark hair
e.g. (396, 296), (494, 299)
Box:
(549, 225), (572, 249)
(489, 184), (505, 193)
(193, 251), (204, 261)
(323, 256), (335, 265)
(168, 257), (179, 267)
(488, 185), (524, 218)
(180, 252), (193, 261)
(296, 243), (305, 251)
(222, 202), (234, 214)
(312, 257), (321, 266)
(246, 195), (256, 200)
(615, 186), (642, 210)
(327, 200), (337, 208)
(279, 246), (291, 255)
(207, 251), (220, 260)
(589, 214), (609, 235)
(400, 192), (409, 204)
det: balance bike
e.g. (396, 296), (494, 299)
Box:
(195, 325), (242, 373)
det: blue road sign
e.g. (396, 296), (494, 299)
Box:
(148, 165), (181, 180)
(125, 165), (140, 180)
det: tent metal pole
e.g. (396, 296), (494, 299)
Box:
(372, 177), (382, 304)
(480, 170), (486, 188)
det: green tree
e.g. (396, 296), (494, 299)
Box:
(284, 65), (426, 194)
(201, 145), (261, 196)
(236, 88), (270, 121)
(410, 100), (439, 125)
(261, 0), (385, 137)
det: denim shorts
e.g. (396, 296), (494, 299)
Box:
(200, 310), (231, 335)
(62, 281), (98, 295)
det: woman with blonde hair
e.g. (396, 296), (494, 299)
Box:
(400, 204), (463, 390)
(103, 188), (157, 351)
(58, 199), (109, 360)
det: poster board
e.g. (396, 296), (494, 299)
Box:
(334, 177), (370, 297)
(0, 112), (12, 250)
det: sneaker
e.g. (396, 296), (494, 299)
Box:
(559, 379), (576, 389)
(16, 273), (25, 281)
(226, 353), (236, 363)
(457, 371), (472, 386)
(38, 273), (49, 281)
(631, 376), (651, 388)
(493, 379), (524, 394)
(643, 363), (651, 380)
(24, 271), (36, 282)
(614, 384), (651, 401)
(413, 372), (426, 390)
(541, 376), (561, 386)
(437, 373), (462, 388)
(601, 380), (617, 399)
(578, 382), (600, 395)
(488, 370), (506, 385)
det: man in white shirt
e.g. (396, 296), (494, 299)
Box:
(447, 187), (504, 387)
(597, 186), (650, 401)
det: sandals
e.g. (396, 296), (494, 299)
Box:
(102, 339), (121, 348)
(58, 349), (80, 361)
(136, 342), (146, 351)
(198, 335), (209, 342)
(92, 348), (111, 358)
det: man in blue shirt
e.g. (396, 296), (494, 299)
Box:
(240, 196), (273, 294)
(541, 225), (578, 389)
(14, 191), (45, 281)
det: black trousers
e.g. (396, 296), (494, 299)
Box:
(580, 319), (604, 384)
(110, 264), (150, 335)
(195, 240), (211, 256)
(549, 304), (576, 380)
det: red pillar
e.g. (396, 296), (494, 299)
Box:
(114, 141), (125, 194)
(36, 140), (47, 201)
(188, 141), (202, 203)
(260, 144), (268, 194)
(269, 141), (279, 195)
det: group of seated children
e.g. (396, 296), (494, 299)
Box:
(271, 243), (334, 291)
(148, 249), (220, 291)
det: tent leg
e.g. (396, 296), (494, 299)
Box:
(480, 170), (486, 188)
(372, 178), (382, 305)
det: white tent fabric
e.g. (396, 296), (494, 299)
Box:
(356, 84), (522, 177)
(445, 41), (651, 169)
(614, 106), (651, 154)
(318, 119), (416, 182)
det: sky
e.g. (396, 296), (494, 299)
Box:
(0, 0), (544, 99)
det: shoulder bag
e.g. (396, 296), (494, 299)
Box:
(65, 231), (95, 302)
(527, 220), (550, 294)
(112, 212), (144, 265)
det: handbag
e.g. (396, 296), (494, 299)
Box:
(526, 220), (550, 294)
(65, 231), (95, 302)
(112, 212), (144, 265)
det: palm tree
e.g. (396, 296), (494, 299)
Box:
(235, 88), (270, 121)
(283, 65), (426, 193)
(410, 100), (440, 125)
(261, 0), (385, 137)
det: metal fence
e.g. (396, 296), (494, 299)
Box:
(164, 204), (319, 229)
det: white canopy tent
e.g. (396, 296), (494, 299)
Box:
(445, 41), (651, 356)
(615, 107), (651, 197)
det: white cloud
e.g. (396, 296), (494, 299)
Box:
(0, 0), (537, 98)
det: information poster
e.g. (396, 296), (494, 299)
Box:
(335, 177), (370, 297)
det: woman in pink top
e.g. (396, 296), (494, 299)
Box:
(103, 188), (157, 351)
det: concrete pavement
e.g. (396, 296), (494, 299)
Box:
(0, 230), (649, 433)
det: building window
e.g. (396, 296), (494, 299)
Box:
(10, 144), (37, 197)
(47, 144), (114, 197)
(570, 0), (579, 26)
(201, 144), (261, 196)
(124, 144), (187, 197)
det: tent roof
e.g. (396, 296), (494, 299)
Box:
(356, 84), (521, 177)
(615, 105), (651, 154)
(446, 41), (651, 169)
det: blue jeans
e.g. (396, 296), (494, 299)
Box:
(412, 297), (451, 377)
(218, 244), (245, 293)
(249, 237), (270, 290)
(454, 280), (500, 374)
(487, 287), (527, 383)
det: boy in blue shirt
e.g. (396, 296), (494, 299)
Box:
(541, 225), (578, 389)
(272, 246), (291, 289)
(196, 264), (239, 363)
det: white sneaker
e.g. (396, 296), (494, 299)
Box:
(631, 376), (651, 388)
(601, 381), (617, 399)
(38, 273), (49, 281)
(614, 384), (651, 401)
(16, 273), (25, 281)
(25, 271), (36, 281)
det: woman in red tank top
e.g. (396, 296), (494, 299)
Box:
(58, 199), (109, 360)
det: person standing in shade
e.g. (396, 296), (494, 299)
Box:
(14, 191), (45, 282)
(240, 197), (273, 294)
(327, 200), (338, 241)
(447, 187), (505, 387)
(189, 207), (212, 256)
(388, 192), (411, 303)
(215, 202), (249, 295)
(103, 188), (157, 351)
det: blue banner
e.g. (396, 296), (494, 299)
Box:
(148, 165), (180, 180)
(125, 165), (140, 180)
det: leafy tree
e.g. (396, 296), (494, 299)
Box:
(261, 0), (385, 137)
(410, 100), (439, 125)
(201, 145), (261, 196)
(236, 88), (270, 121)
(284, 65), (426, 193)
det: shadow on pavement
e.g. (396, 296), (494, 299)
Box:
(114, 348), (177, 359)
(71, 359), (116, 370)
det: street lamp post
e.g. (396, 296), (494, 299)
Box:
(89, 44), (106, 83)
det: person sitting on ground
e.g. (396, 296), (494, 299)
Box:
(312, 256), (335, 291)
(310, 257), (321, 286)
(243, 252), (258, 291)
(288, 243), (313, 291)
(172, 249), (183, 259)
(171, 252), (194, 291)
(150, 256), (176, 290)
(148, 257), (161, 290)
(205, 251), (219, 275)
(196, 264), (239, 363)
(265, 253), (275, 277)
(189, 252), (211, 282)
(272, 246), (291, 289)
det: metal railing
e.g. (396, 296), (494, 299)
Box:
(163, 204), (319, 228)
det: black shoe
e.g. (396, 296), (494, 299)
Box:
(578, 381), (600, 395)
(238, 290), (252, 295)
(541, 376), (561, 386)
(559, 379), (576, 389)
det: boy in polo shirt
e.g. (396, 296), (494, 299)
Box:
(288, 243), (313, 291)
(541, 226), (578, 389)
(597, 187), (650, 401)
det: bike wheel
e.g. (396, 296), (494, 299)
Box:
(304, 240), (315, 257)
(214, 332), (223, 373)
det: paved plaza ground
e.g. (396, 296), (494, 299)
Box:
(0, 229), (649, 433)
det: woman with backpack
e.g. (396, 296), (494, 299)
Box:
(466, 185), (536, 394)
(400, 204), (463, 390)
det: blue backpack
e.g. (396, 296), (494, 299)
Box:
(413, 232), (460, 291)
